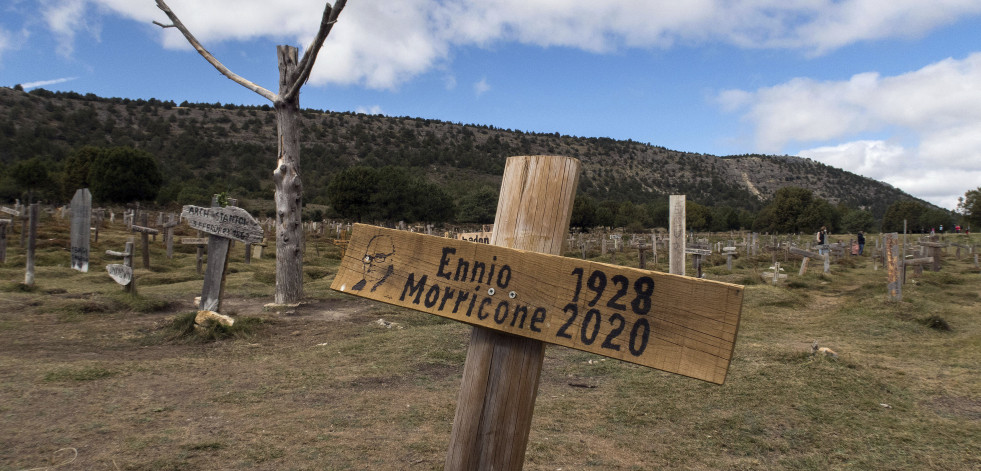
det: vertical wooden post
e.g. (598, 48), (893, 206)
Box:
(0, 220), (7, 264)
(885, 233), (901, 302)
(140, 213), (151, 269)
(70, 189), (92, 273)
(24, 204), (39, 286)
(125, 239), (136, 294)
(445, 155), (580, 471)
(669, 195), (685, 276)
(196, 230), (205, 275)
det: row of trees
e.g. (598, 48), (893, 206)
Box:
(0, 146), (162, 205)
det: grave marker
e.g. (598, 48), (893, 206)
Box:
(180, 204), (263, 312)
(331, 156), (743, 470)
(69, 189), (92, 272)
(132, 216), (159, 270)
(24, 204), (39, 286)
(669, 195), (685, 276)
(885, 233), (901, 301)
(105, 240), (136, 293)
(0, 219), (8, 263)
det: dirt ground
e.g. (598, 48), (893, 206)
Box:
(2, 221), (980, 470)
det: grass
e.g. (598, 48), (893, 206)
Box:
(1, 215), (979, 470)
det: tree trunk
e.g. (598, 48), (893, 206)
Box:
(274, 45), (304, 304)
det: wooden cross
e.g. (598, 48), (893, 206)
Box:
(331, 156), (744, 469)
(180, 204), (263, 312)
(131, 215), (159, 270)
(105, 239), (136, 293)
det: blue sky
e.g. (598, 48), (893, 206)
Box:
(2, 1), (981, 210)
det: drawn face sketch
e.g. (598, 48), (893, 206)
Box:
(353, 235), (396, 292)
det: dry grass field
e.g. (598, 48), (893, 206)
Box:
(1, 213), (979, 470)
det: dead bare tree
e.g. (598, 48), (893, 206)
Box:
(153, 0), (347, 304)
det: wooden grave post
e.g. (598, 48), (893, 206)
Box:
(24, 204), (39, 287)
(106, 240), (136, 294)
(181, 235), (210, 275)
(0, 219), (8, 264)
(2, 206), (22, 249)
(918, 241), (945, 272)
(669, 195), (685, 276)
(685, 247), (711, 278)
(180, 204), (263, 312)
(331, 157), (744, 470)
(790, 246), (829, 274)
(131, 213), (159, 270)
(70, 188), (92, 273)
(163, 214), (179, 259)
(885, 233), (901, 302)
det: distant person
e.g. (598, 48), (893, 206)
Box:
(857, 231), (865, 255)
(817, 226), (828, 254)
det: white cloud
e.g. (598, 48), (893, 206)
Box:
(20, 76), (79, 89)
(734, 53), (981, 209)
(41, 0), (91, 57)
(355, 104), (383, 115)
(65, 0), (980, 90)
(473, 77), (489, 97)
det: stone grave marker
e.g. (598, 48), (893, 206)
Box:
(70, 189), (92, 272)
(180, 204), (263, 312)
(24, 204), (39, 286)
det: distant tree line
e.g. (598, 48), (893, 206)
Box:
(0, 86), (964, 233)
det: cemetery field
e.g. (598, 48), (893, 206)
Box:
(1, 215), (979, 470)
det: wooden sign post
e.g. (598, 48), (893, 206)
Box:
(180, 204), (263, 312)
(790, 246), (829, 274)
(70, 188), (92, 272)
(669, 195), (685, 276)
(331, 157), (744, 470)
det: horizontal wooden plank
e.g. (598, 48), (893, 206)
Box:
(904, 257), (934, 266)
(789, 247), (823, 259)
(131, 225), (159, 234)
(331, 224), (744, 384)
(0, 207), (20, 216)
(180, 237), (210, 245)
(685, 248), (712, 256)
(105, 250), (131, 257)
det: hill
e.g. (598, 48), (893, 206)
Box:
(0, 86), (930, 224)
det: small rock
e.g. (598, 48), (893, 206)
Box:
(195, 310), (234, 327)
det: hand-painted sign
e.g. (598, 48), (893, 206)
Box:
(106, 264), (133, 285)
(331, 224), (743, 384)
(457, 231), (492, 244)
(180, 205), (263, 244)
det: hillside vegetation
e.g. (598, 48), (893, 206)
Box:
(0, 86), (937, 228)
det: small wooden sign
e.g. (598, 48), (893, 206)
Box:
(332, 224), (743, 384)
(0, 206), (19, 217)
(180, 205), (263, 244)
(180, 237), (210, 245)
(685, 247), (712, 256)
(106, 264), (133, 285)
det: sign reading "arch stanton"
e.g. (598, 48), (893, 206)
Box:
(180, 205), (263, 244)
(332, 224), (744, 384)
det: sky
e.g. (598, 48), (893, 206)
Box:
(2, 1), (980, 211)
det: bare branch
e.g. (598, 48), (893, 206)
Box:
(283, 0), (347, 102)
(152, 20), (175, 28)
(153, 0), (276, 102)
